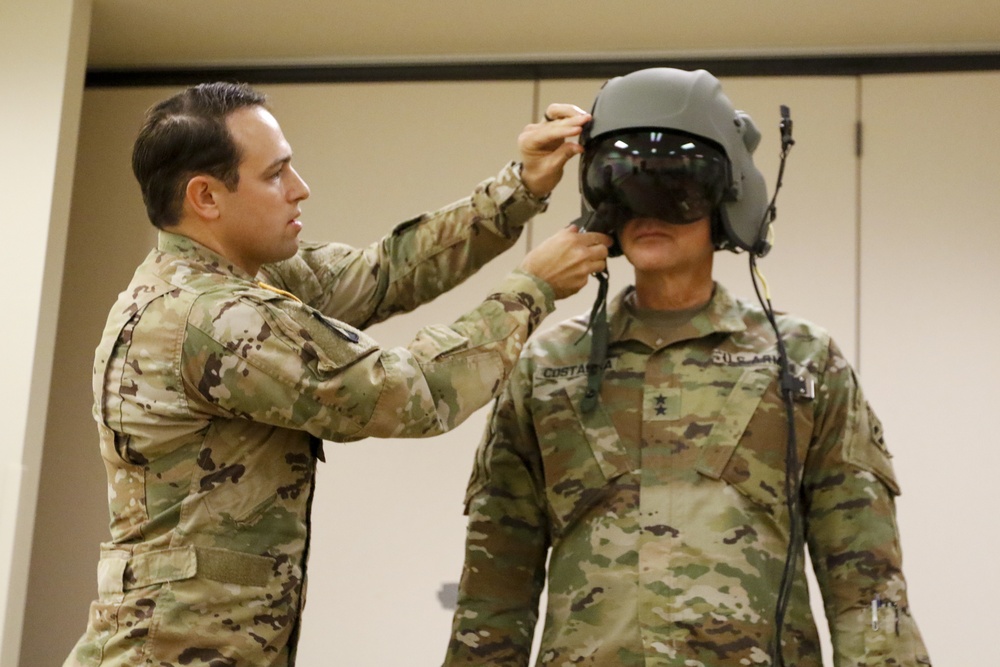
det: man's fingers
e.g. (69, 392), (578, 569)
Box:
(542, 103), (589, 122)
(576, 231), (613, 248)
(548, 141), (585, 166)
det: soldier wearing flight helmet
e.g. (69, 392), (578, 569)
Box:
(444, 68), (931, 667)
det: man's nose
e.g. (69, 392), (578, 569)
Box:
(290, 167), (310, 201)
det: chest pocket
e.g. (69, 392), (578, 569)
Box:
(694, 365), (794, 512)
(535, 386), (635, 535)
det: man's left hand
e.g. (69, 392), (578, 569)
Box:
(518, 103), (591, 199)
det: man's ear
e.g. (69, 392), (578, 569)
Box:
(184, 175), (222, 221)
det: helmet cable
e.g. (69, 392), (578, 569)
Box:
(750, 105), (801, 667)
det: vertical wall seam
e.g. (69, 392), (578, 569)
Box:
(854, 75), (864, 373)
(525, 79), (543, 253)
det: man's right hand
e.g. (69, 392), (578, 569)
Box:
(520, 225), (612, 299)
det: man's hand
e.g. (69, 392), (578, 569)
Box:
(520, 225), (611, 299)
(518, 103), (591, 199)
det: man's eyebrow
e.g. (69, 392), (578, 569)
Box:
(263, 154), (292, 174)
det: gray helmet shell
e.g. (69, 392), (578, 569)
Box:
(581, 68), (771, 255)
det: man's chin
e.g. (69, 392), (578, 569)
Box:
(266, 242), (301, 266)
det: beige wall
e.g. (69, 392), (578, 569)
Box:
(18, 71), (1000, 666)
(0, 0), (90, 664)
(858, 71), (1000, 658)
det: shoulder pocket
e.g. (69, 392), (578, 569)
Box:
(845, 400), (900, 496)
(260, 296), (376, 372)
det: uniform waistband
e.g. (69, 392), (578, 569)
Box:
(97, 545), (273, 595)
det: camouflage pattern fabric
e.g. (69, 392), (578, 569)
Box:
(445, 284), (931, 667)
(65, 162), (555, 667)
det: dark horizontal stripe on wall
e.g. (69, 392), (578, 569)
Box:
(85, 51), (1000, 88)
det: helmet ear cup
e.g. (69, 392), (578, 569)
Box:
(576, 201), (626, 257)
(737, 111), (762, 153)
(715, 111), (772, 256)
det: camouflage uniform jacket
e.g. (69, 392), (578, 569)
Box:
(67, 163), (555, 667)
(445, 283), (931, 667)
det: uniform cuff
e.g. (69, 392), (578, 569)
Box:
(492, 161), (550, 224)
(490, 268), (557, 332)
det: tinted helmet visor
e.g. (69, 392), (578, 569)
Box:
(582, 130), (730, 225)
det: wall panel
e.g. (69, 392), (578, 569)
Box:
(859, 71), (1000, 665)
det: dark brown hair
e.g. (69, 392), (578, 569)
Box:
(131, 82), (268, 228)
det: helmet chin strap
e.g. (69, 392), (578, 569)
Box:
(578, 268), (610, 414)
(572, 205), (615, 414)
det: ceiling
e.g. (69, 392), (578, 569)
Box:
(87, 0), (1000, 70)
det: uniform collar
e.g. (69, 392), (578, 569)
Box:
(608, 282), (746, 350)
(156, 230), (258, 281)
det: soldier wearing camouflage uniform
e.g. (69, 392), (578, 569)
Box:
(65, 83), (610, 667)
(444, 69), (931, 666)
